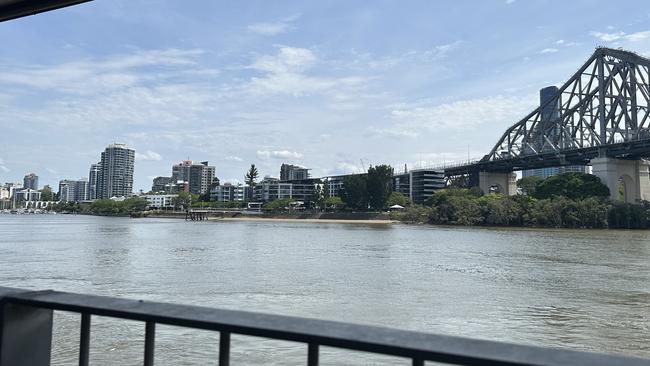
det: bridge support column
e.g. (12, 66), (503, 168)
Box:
(591, 158), (650, 203)
(478, 171), (517, 195)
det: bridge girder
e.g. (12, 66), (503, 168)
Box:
(481, 47), (650, 169)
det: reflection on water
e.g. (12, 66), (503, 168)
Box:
(0, 215), (649, 365)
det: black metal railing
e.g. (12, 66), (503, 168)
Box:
(0, 286), (649, 366)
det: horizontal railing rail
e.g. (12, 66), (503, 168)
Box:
(0, 287), (649, 366)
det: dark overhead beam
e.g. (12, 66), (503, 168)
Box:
(0, 0), (92, 22)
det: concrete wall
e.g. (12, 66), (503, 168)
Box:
(592, 157), (650, 203)
(478, 171), (517, 195)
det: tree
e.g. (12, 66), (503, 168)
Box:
(386, 192), (410, 207)
(311, 181), (326, 209)
(123, 197), (148, 212)
(198, 192), (211, 202)
(173, 192), (192, 210)
(40, 186), (54, 201)
(265, 198), (293, 211)
(340, 174), (368, 210)
(517, 176), (543, 196)
(245, 164), (259, 187)
(367, 164), (393, 210)
(534, 173), (609, 200)
(322, 181), (330, 199)
(324, 196), (344, 210)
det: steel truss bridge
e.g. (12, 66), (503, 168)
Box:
(445, 47), (650, 176)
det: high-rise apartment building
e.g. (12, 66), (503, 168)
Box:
(171, 160), (215, 194)
(151, 176), (172, 192)
(58, 179), (89, 202)
(88, 163), (101, 200)
(96, 143), (135, 199)
(23, 173), (38, 190)
(280, 164), (310, 181)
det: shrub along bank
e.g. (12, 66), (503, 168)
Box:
(391, 173), (650, 229)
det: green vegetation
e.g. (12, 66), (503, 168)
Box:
(532, 172), (609, 200)
(324, 196), (344, 210)
(173, 192), (193, 210)
(516, 176), (542, 196)
(40, 186), (54, 201)
(392, 173), (650, 229)
(340, 174), (369, 210)
(340, 164), (394, 210)
(386, 192), (410, 207)
(245, 164), (259, 187)
(51, 197), (149, 216)
(367, 165), (394, 209)
(89, 197), (148, 215)
(264, 198), (294, 211)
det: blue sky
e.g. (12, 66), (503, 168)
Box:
(1, 0), (650, 191)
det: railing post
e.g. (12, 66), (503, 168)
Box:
(219, 331), (230, 366)
(307, 343), (318, 366)
(0, 302), (53, 366)
(144, 321), (155, 366)
(79, 313), (91, 366)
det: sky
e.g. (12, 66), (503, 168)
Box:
(1, 0), (650, 192)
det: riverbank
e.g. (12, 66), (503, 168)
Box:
(146, 211), (394, 224)
(211, 216), (395, 224)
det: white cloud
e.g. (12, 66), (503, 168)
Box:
(250, 46), (316, 74)
(538, 48), (559, 54)
(589, 30), (650, 42)
(247, 15), (300, 36)
(257, 150), (303, 160)
(0, 158), (8, 173)
(335, 162), (362, 175)
(245, 46), (366, 96)
(224, 156), (243, 162)
(366, 127), (419, 138)
(423, 41), (463, 61)
(0, 48), (207, 94)
(384, 94), (536, 136)
(505, 0), (516, 4)
(556, 40), (564, 45)
(135, 150), (162, 161)
(625, 31), (650, 42)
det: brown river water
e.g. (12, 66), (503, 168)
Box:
(0, 215), (648, 365)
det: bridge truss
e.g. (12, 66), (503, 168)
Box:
(469, 48), (650, 173)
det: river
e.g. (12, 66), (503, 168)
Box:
(0, 215), (648, 365)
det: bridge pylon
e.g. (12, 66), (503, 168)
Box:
(478, 171), (517, 195)
(592, 158), (650, 203)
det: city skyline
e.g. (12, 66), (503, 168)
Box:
(2, 1), (650, 191)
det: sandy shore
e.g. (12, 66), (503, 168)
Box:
(208, 216), (396, 224)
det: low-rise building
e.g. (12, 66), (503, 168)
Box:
(252, 177), (319, 204)
(253, 177), (293, 202)
(13, 189), (41, 205)
(0, 185), (9, 200)
(322, 173), (366, 197)
(210, 183), (249, 202)
(392, 169), (445, 204)
(144, 194), (177, 209)
(58, 179), (89, 203)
